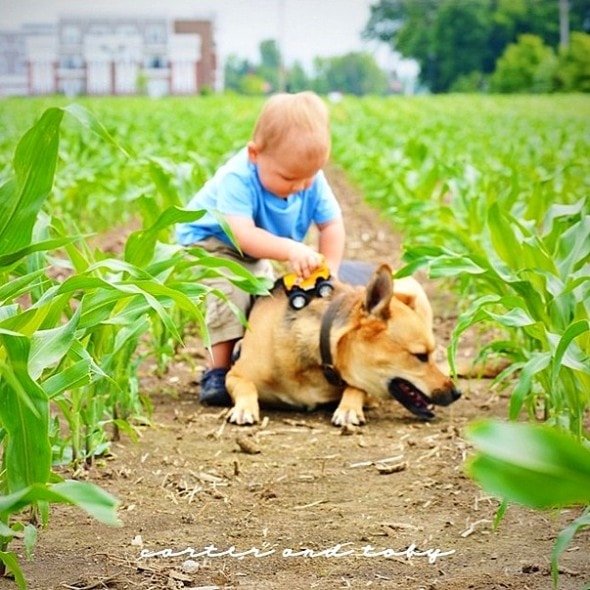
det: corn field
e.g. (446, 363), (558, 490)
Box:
(0, 94), (588, 588)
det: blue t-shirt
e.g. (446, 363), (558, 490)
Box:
(175, 147), (341, 248)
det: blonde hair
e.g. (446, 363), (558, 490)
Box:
(252, 91), (331, 161)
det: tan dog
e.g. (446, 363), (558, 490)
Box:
(226, 264), (460, 426)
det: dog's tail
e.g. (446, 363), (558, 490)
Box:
(439, 356), (511, 379)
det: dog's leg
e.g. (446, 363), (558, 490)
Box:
(226, 374), (260, 425)
(331, 386), (366, 426)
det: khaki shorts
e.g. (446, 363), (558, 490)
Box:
(195, 237), (275, 345)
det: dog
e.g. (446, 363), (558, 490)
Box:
(226, 263), (460, 426)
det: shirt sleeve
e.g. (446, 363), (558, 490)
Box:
(312, 170), (342, 225)
(214, 172), (255, 218)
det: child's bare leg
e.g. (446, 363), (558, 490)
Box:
(209, 339), (239, 369)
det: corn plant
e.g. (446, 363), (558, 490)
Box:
(0, 106), (121, 586)
(399, 199), (590, 434)
(0, 102), (269, 587)
(466, 420), (590, 588)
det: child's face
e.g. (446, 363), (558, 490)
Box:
(248, 142), (326, 199)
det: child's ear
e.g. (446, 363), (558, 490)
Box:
(247, 141), (260, 163)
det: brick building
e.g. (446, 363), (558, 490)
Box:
(0, 16), (216, 97)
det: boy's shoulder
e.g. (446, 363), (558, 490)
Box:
(219, 147), (251, 176)
(214, 147), (257, 189)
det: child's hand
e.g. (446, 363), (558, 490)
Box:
(287, 242), (323, 279)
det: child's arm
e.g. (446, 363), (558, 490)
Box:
(226, 215), (322, 278)
(317, 217), (345, 279)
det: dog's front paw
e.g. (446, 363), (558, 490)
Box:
(331, 387), (366, 426)
(331, 406), (366, 427)
(227, 402), (260, 425)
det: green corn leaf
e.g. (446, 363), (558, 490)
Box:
(521, 237), (557, 275)
(487, 202), (524, 270)
(394, 257), (430, 278)
(485, 307), (536, 328)
(552, 320), (590, 385)
(28, 306), (81, 380)
(143, 245), (188, 279)
(68, 340), (109, 383)
(0, 270), (47, 305)
(49, 480), (121, 526)
(508, 352), (552, 419)
(103, 281), (182, 341)
(466, 419), (590, 508)
(551, 507), (590, 587)
(557, 215), (590, 278)
(0, 481), (120, 527)
(124, 206), (205, 267)
(0, 522), (18, 538)
(0, 103), (129, 259)
(59, 275), (184, 343)
(0, 108), (64, 257)
(0, 305), (54, 339)
(0, 304), (20, 324)
(542, 200), (586, 236)
(109, 316), (150, 358)
(0, 551), (27, 590)
(22, 523), (37, 560)
(210, 208), (241, 253)
(0, 237), (76, 269)
(185, 247), (273, 294)
(43, 359), (93, 400)
(64, 103), (132, 158)
(128, 279), (212, 317)
(448, 298), (500, 374)
(0, 333), (51, 493)
(146, 156), (183, 207)
(428, 255), (487, 278)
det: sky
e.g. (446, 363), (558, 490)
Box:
(0, 0), (392, 70)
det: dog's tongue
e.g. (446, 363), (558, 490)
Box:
(389, 378), (435, 420)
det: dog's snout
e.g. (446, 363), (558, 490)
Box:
(432, 386), (461, 407)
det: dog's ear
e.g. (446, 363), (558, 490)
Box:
(392, 276), (434, 331)
(364, 264), (393, 318)
(393, 291), (416, 308)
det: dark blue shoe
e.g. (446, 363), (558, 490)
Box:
(200, 368), (232, 406)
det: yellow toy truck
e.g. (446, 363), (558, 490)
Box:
(281, 259), (334, 309)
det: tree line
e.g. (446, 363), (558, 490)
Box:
(224, 0), (590, 95)
(364, 0), (590, 92)
(223, 40), (390, 96)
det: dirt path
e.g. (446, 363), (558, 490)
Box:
(14, 166), (590, 590)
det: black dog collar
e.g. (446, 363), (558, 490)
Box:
(319, 294), (347, 387)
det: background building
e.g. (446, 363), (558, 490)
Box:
(0, 16), (216, 97)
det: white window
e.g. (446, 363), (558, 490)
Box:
(171, 61), (196, 94)
(60, 55), (83, 69)
(115, 62), (138, 94)
(146, 25), (166, 45)
(86, 61), (111, 94)
(144, 55), (167, 69)
(30, 62), (55, 94)
(62, 25), (81, 45)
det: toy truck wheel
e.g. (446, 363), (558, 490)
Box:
(289, 291), (309, 310)
(316, 280), (334, 298)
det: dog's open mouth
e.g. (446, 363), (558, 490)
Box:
(389, 378), (435, 420)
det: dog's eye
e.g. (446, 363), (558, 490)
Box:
(414, 352), (429, 363)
